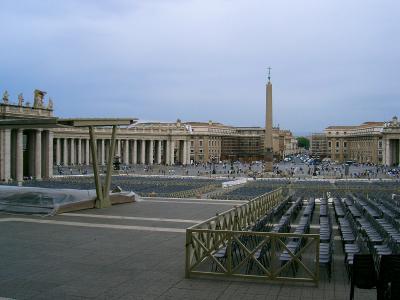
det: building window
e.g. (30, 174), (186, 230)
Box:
(343, 142), (347, 147)
(378, 141), (382, 148)
(336, 141), (339, 148)
(328, 141), (332, 148)
(199, 140), (203, 147)
(190, 141), (194, 147)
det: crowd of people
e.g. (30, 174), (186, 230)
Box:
(52, 157), (400, 180)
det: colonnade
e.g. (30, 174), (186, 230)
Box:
(0, 128), (53, 182)
(0, 131), (191, 181)
(384, 138), (400, 166)
(53, 137), (190, 166)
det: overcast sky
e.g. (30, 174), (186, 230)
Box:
(0, 0), (399, 134)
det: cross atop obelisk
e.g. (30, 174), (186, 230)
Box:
(267, 66), (272, 82)
(264, 67), (273, 172)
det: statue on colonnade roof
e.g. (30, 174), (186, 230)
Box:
(47, 98), (53, 110)
(33, 89), (46, 108)
(18, 93), (24, 106)
(2, 90), (9, 104)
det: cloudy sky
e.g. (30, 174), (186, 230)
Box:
(0, 0), (399, 134)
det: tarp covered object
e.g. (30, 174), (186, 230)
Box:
(0, 186), (97, 215)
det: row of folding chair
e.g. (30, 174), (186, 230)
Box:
(338, 213), (358, 246)
(319, 199), (333, 281)
(319, 198), (328, 217)
(272, 216), (291, 233)
(320, 216), (332, 242)
(379, 214), (400, 242)
(344, 236), (369, 278)
(246, 198), (301, 275)
(273, 198), (304, 233)
(250, 211), (274, 232)
(358, 216), (384, 244)
(302, 198), (315, 217)
(284, 197), (303, 220)
(379, 198), (400, 218)
(279, 198), (316, 275)
(272, 196), (291, 217)
(333, 197), (345, 219)
(353, 195), (381, 219)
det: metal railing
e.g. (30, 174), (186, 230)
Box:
(185, 188), (321, 285)
(188, 188), (284, 232)
(186, 230), (319, 285)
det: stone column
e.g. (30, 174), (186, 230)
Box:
(85, 139), (90, 164)
(132, 140), (137, 164)
(45, 130), (54, 178)
(35, 129), (42, 180)
(183, 140), (187, 165)
(0, 129), (11, 181)
(16, 129), (23, 182)
(165, 140), (170, 165)
(70, 138), (75, 165)
(187, 140), (191, 164)
(124, 139), (130, 164)
(77, 139), (82, 165)
(149, 140), (154, 165)
(27, 133), (35, 177)
(116, 139), (121, 158)
(56, 138), (61, 165)
(170, 140), (175, 165)
(141, 140), (146, 164)
(101, 139), (105, 166)
(157, 140), (162, 164)
(385, 139), (391, 166)
(63, 138), (68, 165)
(398, 139), (400, 165)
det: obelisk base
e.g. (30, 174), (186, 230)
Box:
(264, 149), (273, 172)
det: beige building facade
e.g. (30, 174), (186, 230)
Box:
(311, 117), (400, 166)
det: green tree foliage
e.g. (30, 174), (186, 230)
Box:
(296, 137), (310, 149)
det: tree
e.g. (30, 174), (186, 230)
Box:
(297, 136), (310, 150)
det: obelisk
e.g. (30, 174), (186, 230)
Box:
(264, 68), (273, 172)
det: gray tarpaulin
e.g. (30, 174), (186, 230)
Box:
(0, 186), (97, 215)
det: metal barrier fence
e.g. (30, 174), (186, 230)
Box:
(185, 230), (319, 285)
(170, 184), (219, 198)
(189, 188), (284, 232)
(185, 187), (321, 285)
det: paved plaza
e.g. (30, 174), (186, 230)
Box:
(0, 193), (379, 300)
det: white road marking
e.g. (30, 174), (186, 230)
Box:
(142, 199), (242, 206)
(0, 218), (185, 233)
(62, 213), (202, 223)
(141, 197), (246, 203)
(0, 218), (351, 240)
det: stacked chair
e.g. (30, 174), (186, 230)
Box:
(319, 198), (333, 281)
